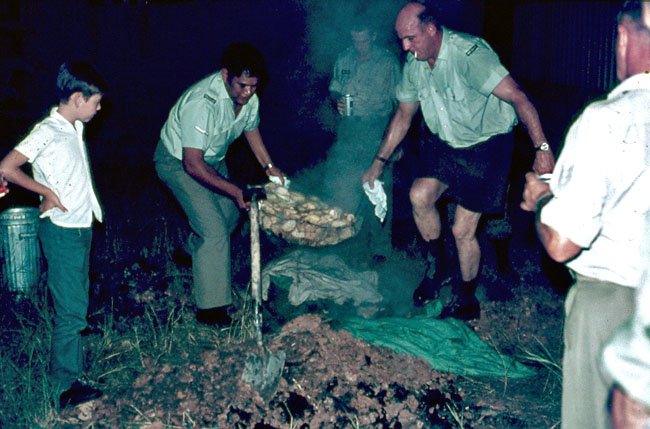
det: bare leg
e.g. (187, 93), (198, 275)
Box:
(436, 204), (483, 320)
(409, 177), (448, 241)
(452, 205), (482, 281)
(409, 178), (452, 307)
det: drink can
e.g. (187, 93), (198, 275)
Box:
(343, 94), (353, 117)
(537, 173), (553, 183)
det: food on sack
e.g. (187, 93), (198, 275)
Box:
(259, 182), (360, 246)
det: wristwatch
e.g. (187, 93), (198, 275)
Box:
(536, 142), (550, 152)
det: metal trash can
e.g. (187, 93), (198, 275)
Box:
(0, 207), (43, 296)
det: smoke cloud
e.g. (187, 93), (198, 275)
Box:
(302, 0), (404, 76)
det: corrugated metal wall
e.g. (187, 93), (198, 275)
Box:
(512, 1), (621, 91)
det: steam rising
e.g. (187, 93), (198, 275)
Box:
(301, 0), (404, 75)
(279, 1), (421, 317)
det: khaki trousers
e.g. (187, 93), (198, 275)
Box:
(154, 142), (240, 309)
(561, 274), (636, 429)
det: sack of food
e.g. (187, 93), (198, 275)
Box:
(259, 182), (360, 247)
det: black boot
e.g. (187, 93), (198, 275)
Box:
(196, 306), (232, 327)
(487, 237), (516, 301)
(439, 278), (480, 321)
(59, 380), (103, 409)
(413, 238), (449, 307)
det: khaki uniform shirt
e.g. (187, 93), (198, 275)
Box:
(329, 45), (400, 117)
(396, 27), (517, 148)
(160, 70), (260, 161)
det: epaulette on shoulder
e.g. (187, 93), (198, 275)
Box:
(203, 94), (216, 103)
(465, 44), (478, 56)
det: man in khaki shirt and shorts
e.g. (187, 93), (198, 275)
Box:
(363, 1), (554, 319)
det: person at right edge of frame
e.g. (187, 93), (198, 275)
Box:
(362, 1), (555, 320)
(601, 267), (650, 429)
(521, 2), (650, 427)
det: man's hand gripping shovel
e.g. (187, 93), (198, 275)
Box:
(241, 185), (286, 401)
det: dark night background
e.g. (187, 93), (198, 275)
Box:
(0, 3), (630, 425)
(0, 0), (625, 279)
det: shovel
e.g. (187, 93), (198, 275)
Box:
(241, 187), (286, 400)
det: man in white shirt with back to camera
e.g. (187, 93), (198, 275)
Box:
(521, 2), (650, 427)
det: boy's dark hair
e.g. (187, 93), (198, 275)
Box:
(220, 43), (267, 84)
(56, 61), (107, 102)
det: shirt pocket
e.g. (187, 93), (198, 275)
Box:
(417, 84), (432, 102)
(442, 85), (466, 102)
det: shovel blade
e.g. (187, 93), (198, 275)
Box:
(242, 349), (286, 401)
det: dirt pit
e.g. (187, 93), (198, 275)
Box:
(57, 254), (564, 428)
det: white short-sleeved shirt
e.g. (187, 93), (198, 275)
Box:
(160, 70), (260, 161)
(541, 73), (650, 287)
(15, 107), (103, 227)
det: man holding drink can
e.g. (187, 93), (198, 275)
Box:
(326, 17), (401, 263)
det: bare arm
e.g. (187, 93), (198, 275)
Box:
(493, 76), (555, 174)
(520, 172), (582, 262)
(182, 147), (248, 210)
(0, 149), (67, 212)
(243, 127), (284, 182)
(362, 101), (419, 188)
(536, 218), (582, 263)
(610, 386), (650, 429)
(0, 174), (8, 197)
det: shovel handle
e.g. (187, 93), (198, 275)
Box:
(249, 194), (263, 345)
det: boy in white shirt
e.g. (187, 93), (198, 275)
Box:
(0, 61), (106, 409)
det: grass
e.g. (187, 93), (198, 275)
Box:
(0, 271), (259, 427)
(0, 217), (565, 427)
(0, 283), (60, 427)
(0, 174), (259, 427)
(516, 335), (562, 379)
(445, 401), (466, 428)
(0, 134), (564, 427)
(515, 334), (563, 401)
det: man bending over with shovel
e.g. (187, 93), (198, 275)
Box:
(154, 42), (285, 327)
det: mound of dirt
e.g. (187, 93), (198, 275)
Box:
(60, 314), (473, 428)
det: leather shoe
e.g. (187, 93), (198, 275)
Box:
(413, 275), (441, 307)
(372, 254), (387, 264)
(413, 272), (455, 307)
(172, 246), (192, 268)
(439, 293), (480, 321)
(59, 380), (102, 409)
(196, 306), (232, 327)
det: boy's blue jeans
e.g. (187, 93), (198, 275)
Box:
(39, 218), (92, 390)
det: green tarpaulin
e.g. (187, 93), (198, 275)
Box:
(339, 303), (536, 379)
(267, 255), (535, 379)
